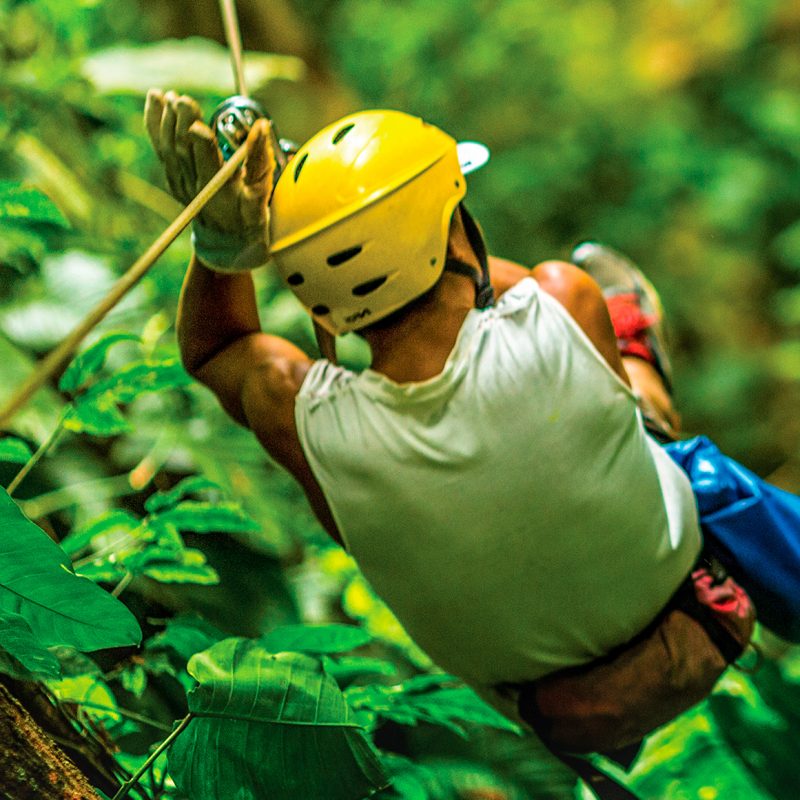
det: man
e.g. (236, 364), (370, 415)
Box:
(145, 90), (707, 737)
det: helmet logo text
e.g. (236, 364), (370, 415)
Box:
(345, 308), (372, 324)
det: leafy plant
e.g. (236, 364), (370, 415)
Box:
(168, 638), (388, 800)
(0, 487), (140, 679)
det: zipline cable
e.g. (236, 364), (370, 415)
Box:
(0, 140), (251, 429)
(219, 0), (248, 97)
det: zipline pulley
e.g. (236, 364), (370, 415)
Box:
(209, 95), (296, 184)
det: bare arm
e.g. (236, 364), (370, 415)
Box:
(146, 90), (343, 544)
(177, 256), (344, 544)
(176, 255), (311, 423)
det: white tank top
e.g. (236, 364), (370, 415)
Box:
(295, 277), (701, 697)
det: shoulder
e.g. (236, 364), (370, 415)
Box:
(240, 355), (311, 465)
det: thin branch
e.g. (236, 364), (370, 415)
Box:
(75, 701), (174, 733)
(112, 571), (134, 598)
(72, 533), (137, 569)
(18, 473), (137, 518)
(7, 415), (65, 496)
(112, 714), (193, 800)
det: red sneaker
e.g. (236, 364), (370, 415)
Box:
(570, 241), (673, 391)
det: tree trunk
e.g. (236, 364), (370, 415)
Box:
(0, 682), (101, 799)
(0, 675), (125, 800)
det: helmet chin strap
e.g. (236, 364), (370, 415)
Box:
(313, 320), (337, 364)
(445, 204), (494, 309)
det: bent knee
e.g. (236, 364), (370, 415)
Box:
(532, 260), (629, 384)
(532, 260), (607, 318)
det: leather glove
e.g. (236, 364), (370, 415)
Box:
(144, 89), (275, 273)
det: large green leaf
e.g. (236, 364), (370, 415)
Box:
(263, 623), (372, 654)
(168, 638), (388, 800)
(0, 489), (141, 651)
(0, 610), (60, 679)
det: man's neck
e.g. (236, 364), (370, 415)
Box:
(362, 272), (477, 383)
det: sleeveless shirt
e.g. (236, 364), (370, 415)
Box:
(295, 277), (701, 700)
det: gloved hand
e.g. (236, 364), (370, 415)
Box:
(144, 89), (275, 273)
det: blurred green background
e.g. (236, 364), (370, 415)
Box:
(7, 0), (800, 472)
(3, 0), (800, 797)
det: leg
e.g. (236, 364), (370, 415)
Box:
(570, 242), (680, 440)
(531, 260), (631, 387)
(622, 356), (681, 439)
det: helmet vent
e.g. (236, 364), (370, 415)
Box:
(332, 124), (355, 144)
(293, 153), (308, 182)
(287, 273), (304, 286)
(327, 245), (362, 267)
(312, 304), (330, 316)
(352, 276), (387, 297)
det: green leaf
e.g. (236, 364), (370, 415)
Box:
(61, 510), (141, 557)
(48, 674), (120, 725)
(63, 396), (131, 436)
(0, 437), (33, 465)
(150, 500), (260, 535)
(142, 561), (219, 585)
(168, 638), (388, 800)
(145, 615), (225, 664)
(0, 610), (60, 679)
(51, 647), (101, 679)
(83, 358), (190, 404)
(64, 359), (190, 437)
(0, 489), (141, 650)
(0, 181), (69, 228)
(82, 38), (305, 94)
(144, 476), (223, 514)
(263, 623), (372, 655)
(709, 683), (799, 798)
(74, 561), (126, 583)
(59, 332), (141, 395)
(143, 517), (184, 548)
(346, 675), (520, 738)
(125, 547), (220, 585)
(323, 655), (398, 687)
(120, 663), (148, 698)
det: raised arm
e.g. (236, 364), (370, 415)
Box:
(144, 90), (343, 542)
(176, 253), (310, 418)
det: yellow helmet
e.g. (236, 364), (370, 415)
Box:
(269, 110), (469, 335)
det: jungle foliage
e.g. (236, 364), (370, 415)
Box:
(2, 0), (800, 798)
